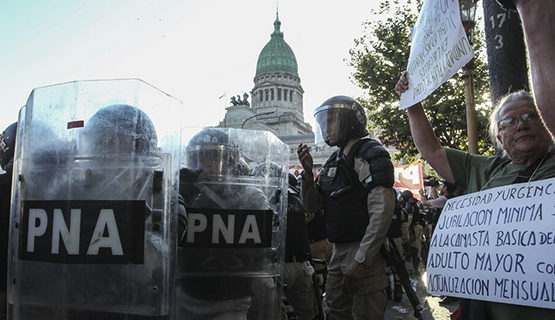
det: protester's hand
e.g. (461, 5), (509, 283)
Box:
(297, 143), (314, 174)
(395, 71), (410, 97)
(419, 188), (425, 197)
(342, 260), (365, 295)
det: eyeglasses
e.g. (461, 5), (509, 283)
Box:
(497, 112), (540, 131)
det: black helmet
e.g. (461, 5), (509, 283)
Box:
(288, 173), (298, 188)
(82, 104), (158, 155)
(401, 190), (415, 202)
(313, 95), (367, 147)
(186, 128), (240, 178)
(0, 122), (17, 171)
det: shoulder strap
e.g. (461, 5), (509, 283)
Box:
(512, 152), (552, 184)
(344, 139), (380, 167)
(338, 139), (381, 194)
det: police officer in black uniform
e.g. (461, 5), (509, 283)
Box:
(178, 127), (285, 320)
(306, 207), (331, 295)
(297, 96), (395, 320)
(251, 164), (318, 320)
(0, 122), (16, 316)
(386, 192), (409, 302)
(401, 190), (423, 277)
(8, 79), (182, 320)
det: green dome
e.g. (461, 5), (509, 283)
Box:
(255, 14), (298, 78)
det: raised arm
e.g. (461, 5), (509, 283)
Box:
(395, 72), (455, 183)
(515, 1), (555, 137)
(297, 143), (324, 213)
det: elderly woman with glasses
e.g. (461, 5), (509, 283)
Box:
(395, 72), (555, 319)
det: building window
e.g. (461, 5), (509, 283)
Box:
(271, 89), (274, 100)
(290, 91), (293, 102)
(265, 90), (269, 101)
(284, 89), (288, 101)
(259, 90), (263, 102)
(277, 89), (282, 101)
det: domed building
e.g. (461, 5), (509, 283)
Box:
(219, 12), (334, 171)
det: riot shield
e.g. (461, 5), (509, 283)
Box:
(177, 127), (288, 320)
(7, 79), (183, 320)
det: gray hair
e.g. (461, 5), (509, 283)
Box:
(489, 90), (553, 156)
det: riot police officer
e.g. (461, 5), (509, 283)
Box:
(386, 191), (409, 302)
(297, 95), (395, 320)
(8, 80), (182, 320)
(253, 164), (319, 320)
(401, 190), (423, 277)
(0, 122), (16, 316)
(177, 127), (287, 320)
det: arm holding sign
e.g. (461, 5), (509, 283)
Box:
(398, 69), (555, 317)
(395, 72), (455, 184)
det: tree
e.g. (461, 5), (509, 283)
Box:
(347, 0), (493, 161)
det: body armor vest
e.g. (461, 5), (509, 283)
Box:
(318, 138), (392, 243)
(319, 151), (369, 243)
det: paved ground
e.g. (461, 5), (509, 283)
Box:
(316, 266), (460, 320)
(1, 266), (459, 320)
(384, 272), (459, 320)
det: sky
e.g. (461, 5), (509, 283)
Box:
(0, 0), (388, 133)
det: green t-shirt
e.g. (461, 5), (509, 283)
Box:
(445, 148), (555, 320)
(446, 148), (555, 193)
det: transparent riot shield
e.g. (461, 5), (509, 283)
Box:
(177, 127), (288, 320)
(7, 79), (183, 320)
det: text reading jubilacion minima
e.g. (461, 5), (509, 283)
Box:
(427, 178), (555, 310)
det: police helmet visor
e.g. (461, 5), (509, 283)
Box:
(187, 144), (235, 177)
(314, 107), (347, 146)
(94, 130), (148, 155)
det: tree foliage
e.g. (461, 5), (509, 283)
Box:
(347, 0), (494, 160)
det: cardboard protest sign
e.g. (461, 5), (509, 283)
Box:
(399, 0), (474, 110)
(427, 177), (555, 309)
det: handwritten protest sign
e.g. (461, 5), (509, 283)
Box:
(427, 177), (555, 309)
(399, 0), (474, 110)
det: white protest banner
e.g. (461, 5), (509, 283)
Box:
(399, 0), (474, 110)
(427, 177), (555, 309)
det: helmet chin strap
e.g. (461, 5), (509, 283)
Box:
(336, 134), (348, 148)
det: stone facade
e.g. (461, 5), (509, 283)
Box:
(218, 13), (336, 173)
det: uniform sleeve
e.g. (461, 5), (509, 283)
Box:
(300, 170), (324, 213)
(354, 186), (395, 266)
